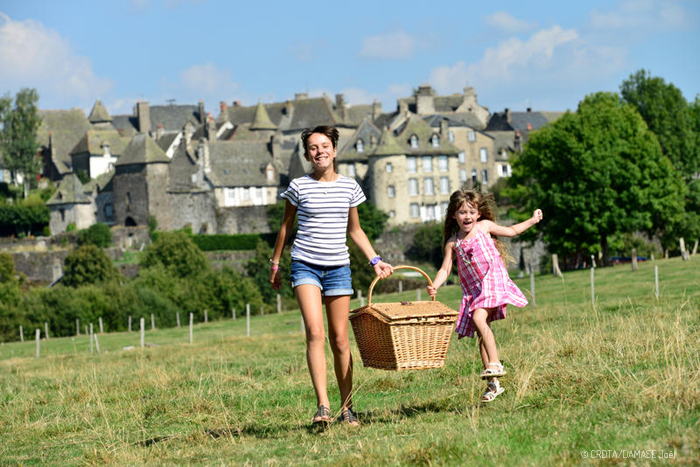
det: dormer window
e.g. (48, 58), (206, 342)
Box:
(266, 165), (275, 182)
(431, 135), (440, 148)
(468, 130), (476, 142)
(356, 139), (364, 153)
(410, 135), (419, 148)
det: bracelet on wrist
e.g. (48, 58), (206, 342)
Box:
(270, 265), (279, 271)
(369, 255), (382, 266)
(269, 258), (279, 265)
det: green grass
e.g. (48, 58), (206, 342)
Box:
(1, 257), (698, 465)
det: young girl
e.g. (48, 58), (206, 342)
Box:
(270, 125), (393, 426)
(427, 189), (542, 403)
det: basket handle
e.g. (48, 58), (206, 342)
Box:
(367, 265), (434, 306)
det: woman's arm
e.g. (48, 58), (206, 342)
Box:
(347, 206), (393, 279)
(427, 241), (454, 297)
(481, 209), (543, 238)
(269, 200), (297, 290)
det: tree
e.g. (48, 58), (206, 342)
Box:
(620, 70), (698, 181)
(62, 244), (121, 288)
(508, 92), (685, 266)
(357, 200), (389, 242)
(77, 223), (112, 248)
(0, 252), (15, 283)
(0, 89), (42, 198)
(140, 230), (210, 279)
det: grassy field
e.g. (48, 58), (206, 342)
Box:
(1, 257), (698, 465)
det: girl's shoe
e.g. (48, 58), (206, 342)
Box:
(312, 405), (331, 425)
(339, 407), (359, 426)
(480, 362), (507, 379)
(481, 382), (505, 403)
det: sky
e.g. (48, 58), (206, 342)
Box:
(1, 0), (698, 119)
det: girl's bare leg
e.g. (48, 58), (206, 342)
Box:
(296, 284), (329, 408)
(325, 294), (353, 409)
(472, 307), (500, 366)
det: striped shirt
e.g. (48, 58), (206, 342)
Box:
(281, 174), (366, 266)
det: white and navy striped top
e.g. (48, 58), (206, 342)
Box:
(281, 174), (366, 266)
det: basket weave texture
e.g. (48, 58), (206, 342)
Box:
(350, 266), (458, 371)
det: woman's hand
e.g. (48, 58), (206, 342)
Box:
(270, 268), (282, 290)
(532, 209), (543, 223)
(427, 285), (438, 298)
(373, 261), (393, 279)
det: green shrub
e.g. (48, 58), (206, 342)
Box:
(0, 252), (14, 283)
(0, 203), (49, 236)
(77, 223), (112, 248)
(66, 223), (77, 232)
(140, 230), (209, 278)
(191, 233), (274, 251)
(406, 222), (444, 269)
(62, 244), (121, 288)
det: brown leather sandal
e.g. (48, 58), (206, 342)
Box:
(339, 407), (359, 426)
(312, 405), (331, 424)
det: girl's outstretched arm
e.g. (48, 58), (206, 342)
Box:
(481, 209), (543, 238)
(269, 200), (297, 290)
(427, 241), (455, 297)
(347, 206), (393, 279)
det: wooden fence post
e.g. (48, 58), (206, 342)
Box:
(98, 317), (104, 334)
(680, 238), (689, 261)
(19, 325), (24, 343)
(260, 305), (264, 317)
(204, 309), (208, 323)
(176, 312), (180, 328)
(277, 294), (281, 314)
(655, 266), (659, 299)
(140, 318), (145, 348)
(552, 254), (562, 277)
(246, 303), (250, 337)
(35, 329), (41, 358)
(416, 289), (421, 301)
(44, 322), (49, 340)
(189, 313), (193, 344)
(631, 248), (638, 271)
(590, 267), (595, 304)
(94, 333), (100, 353)
(530, 265), (536, 307)
(128, 315), (132, 332)
(89, 323), (94, 354)
(399, 280), (403, 293)
(232, 308), (236, 320)
(76, 319), (80, 336)
(151, 313), (155, 330)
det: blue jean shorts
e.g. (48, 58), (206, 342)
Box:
(290, 260), (354, 297)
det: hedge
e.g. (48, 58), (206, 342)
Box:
(189, 233), (276, 251)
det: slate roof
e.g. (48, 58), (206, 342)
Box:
(485, 110), (557, 132)
(394, 114), (461, 155)
(372, 127), (406, 157)
(205, 141), (276, 187)
(71, 130), (130, 156)
(45, 173), (92, 206)
(88, 100), (112, 124)
(83, 170), (114, 193)
(226, 96), (341, 133)
(249, 102), (277, 130)
(149, 104), (202, 132)
(338, 119), (382, 162)
(37, 109), (91, 173)
(155, 133), (179, 153)
(115, 134), (169, 166)
(111, 115), (139, 136)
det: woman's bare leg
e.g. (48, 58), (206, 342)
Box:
(325, 294), (353, 409)
(296, 284), (329, 408)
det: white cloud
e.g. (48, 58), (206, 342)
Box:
(0, 13), (113, 108)
(485, 11), (538, 33)
(359, 30), (417, 60)
(179, 63), (238, 95)
(589, 0), (691, 30)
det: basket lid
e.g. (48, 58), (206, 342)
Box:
(351, 300), (458, 323)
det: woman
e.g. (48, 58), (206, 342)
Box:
(270, 125), (393, 426)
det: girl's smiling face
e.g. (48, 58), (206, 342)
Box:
(305, 132), (336, 171)
(454, 201), (480, 235)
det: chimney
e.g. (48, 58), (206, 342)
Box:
(198, 100), (205, 124)
(198, 138), (210, 173)
(514, 130), (522, 153)
(505, 108), (511, 123)
(270, 132), (281, 159)
(372, 98), (381, 121)
(284, 100), (293, 115)
(526, 107), (532, 113)
(440, 118), (449, 137)
(220, 101), (228, 115)
(233, 100), (241, 107)
(136, 101), (151, 134)
(295, 93), (308, 101)
(156, 124), (164, 140)
(206, 113), (216, 141)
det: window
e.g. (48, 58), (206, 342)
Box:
(389, 210), (396, 218)
(439, 176), (450, 194)
(407, 157), (417, 173)
(387, 185), (395, 198)
(460, 169), (467, 182)
(482, 169), (489, 184)
(426, 204), (437, 221)
(386, 162), (393, 173)
(410, 203), (420, 218)
(104, 204), (113, 220)
(431, 134), (440, 148)
(408, 178), (418, 196)
(458, 151), (465, 163)
(424, 177), (434, 195)
(422, 156), (432, 172)
(468, 130), (476, 142)
(410, 135), (419, 148)
(448, 131), (455, 143)
(266, 166), (275, 182)
(347, 163), (356, 177)
(242, 187), (250, 200)
(471, 169), (477, 182)
(438, 155), (448, 172)
(356, 139), (364, 153)
(480, 148), (488, 163)
(441, 201), (449, 216)
(500, 164), (509, 177)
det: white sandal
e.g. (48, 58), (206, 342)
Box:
(480, 362), (507, 379)
(481, 382), (505, 403)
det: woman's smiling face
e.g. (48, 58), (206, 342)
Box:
(305, 132), (336, 170)
(454, 201), (480, 234)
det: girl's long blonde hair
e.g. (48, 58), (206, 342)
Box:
(442, 189), (513, 263)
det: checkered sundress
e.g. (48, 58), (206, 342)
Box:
(453, 229), (528, 339)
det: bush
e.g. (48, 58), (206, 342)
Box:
(0, 203), (50, 236)
(140, 230), (209, 279)
(192, 233), (275, 251)
(0, 252), (14, 283)
(66, 223), (77, 232)
(77, 223), (112, 248)
(62, 244), (121, 288)
(406, 222), (444, 269)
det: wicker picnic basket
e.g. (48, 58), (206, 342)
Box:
(350, 266), (458, 371)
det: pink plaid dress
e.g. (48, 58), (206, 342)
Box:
(453, 229), (528, 338)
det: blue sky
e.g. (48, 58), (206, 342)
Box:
(1, 0), (698, 118)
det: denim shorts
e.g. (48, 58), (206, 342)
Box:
(290, 260), (354, 297)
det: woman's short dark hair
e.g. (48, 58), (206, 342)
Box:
(301, 126), (340, 156)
